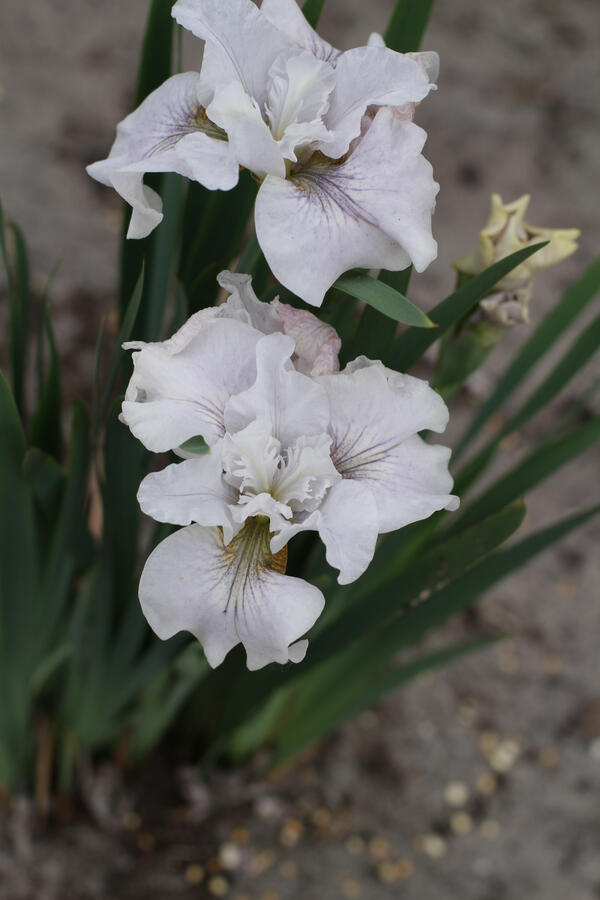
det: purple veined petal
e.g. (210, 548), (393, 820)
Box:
(139, 520), (325, 670)
(317, 360), (459, 534)
(87, 72), (238, 238)
(255, 107), (439, 306)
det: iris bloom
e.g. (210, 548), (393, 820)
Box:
(122, 273), (458, 669)
(87, 0), (439, 305)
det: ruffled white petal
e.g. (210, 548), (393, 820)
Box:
(121, 318), (261, 452)
(272, 434), (340, 512)
(87, 73), (238, 238)
(173, 0), (288, 106)
(260, 0), (338, 61)
(224, 333), (330, 445)
(207, 82), (286, 178)
(318, 46), (433, 159)
(139, 522), (325, 669)
(271, 479), (379, 585)
(137, 452), (238, 543)
(255, 107), (438, 305)
(318, 360), (458, 533)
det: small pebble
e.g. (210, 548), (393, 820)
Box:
(369, 836), (391, 861)
(450, 812), (473, 835)
(476, 772), (498, 796)
(444, 781), (470, 807)
(208, 875), (229, 897)
(185, 864), (205, 886)
(420, 834), (447, 859)
(219, 843), (242, 871)
(279, 818), (304, 847)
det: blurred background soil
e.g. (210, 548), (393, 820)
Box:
(1, 1), (599, 897)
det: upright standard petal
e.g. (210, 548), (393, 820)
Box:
(224, 333), (330, 445)
(137, 452), (238, 543)
(173, 0), (288, 106)
(255, 108), (439, 306)
(319, 361), (458, 533)
(122, 318), (262, 452)
(207, 82), (286, 178)
(318, 46), (433, 159)
(87, 73), (238, 238)
(265, 49), (335, 161)
(139, 520), (325, 669)
(260, 0), (338, 61)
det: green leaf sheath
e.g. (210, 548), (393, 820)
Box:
(384, 0), (437, 52)
(455, 255), (600, 458)
(389, 243), (549, 372)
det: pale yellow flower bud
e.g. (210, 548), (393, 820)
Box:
(455, 193), (580, 292)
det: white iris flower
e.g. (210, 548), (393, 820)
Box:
(122, 273), (458, 670)
(87, 0), (440, 305)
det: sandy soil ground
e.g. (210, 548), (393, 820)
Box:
(0, 1), (599, 898)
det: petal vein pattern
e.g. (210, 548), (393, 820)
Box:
(139, 520), (325, 669)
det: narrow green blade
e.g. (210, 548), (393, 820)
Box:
(119, 0), (175, 310)
(301, 0), (326, 28)
(389, 243), (548, 371)
(271, 637), (496, 766)
(335, 271), (434, 328)
(342, 268), (413, 362)
(455, 255), (600, 458)
(0, 205), (30, 414)
(29, 304), (62, 460)
(384, 0), (437, 52)
(100, 267), (145, 422)
(450, 418), (600, 535)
